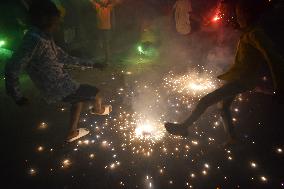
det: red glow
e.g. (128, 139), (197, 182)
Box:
(212, 15), (221, 22)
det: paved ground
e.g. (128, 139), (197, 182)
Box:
(1, 28), (284, 189)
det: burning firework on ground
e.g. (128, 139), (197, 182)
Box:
(22, 67), (281, 188)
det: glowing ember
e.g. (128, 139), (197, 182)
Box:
(212, 15), (221, 22)
(163, 68), (219, 102)
(62, 159), (71, 168)
(134, 120), (165, 141)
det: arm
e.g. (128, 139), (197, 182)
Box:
(56, 45), (93, 67)
(249, 28), (284, 93)
(56, 46), (106, 69)
(5, 35), (40, 102)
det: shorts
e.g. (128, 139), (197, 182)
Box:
(63, 84), (99, 104)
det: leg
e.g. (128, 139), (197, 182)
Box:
(67, 102), (83, 140)
(220, 97), (236, 139)
(165, 82), (249, 136)
(91, 92), (103, 113)
(182, 83), (246, 126)
(102, 30), (110, 63)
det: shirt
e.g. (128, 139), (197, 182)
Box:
(5, 27), (92, 103)
(174, 0), (192, 35)
(91, 0), (113, 30)
(218, 26), (284, 92)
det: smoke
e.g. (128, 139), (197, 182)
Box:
(121, 2), (240, 124)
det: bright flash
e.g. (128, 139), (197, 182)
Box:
(163, 70), (219, 101)
(0, 40), (5, 47)
(135, 120), (165, 141)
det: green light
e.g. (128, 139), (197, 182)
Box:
(0, 47), (13, 59)
(137, 46), (143, 53)
(0, 40), (5, 48)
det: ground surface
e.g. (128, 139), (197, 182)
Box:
(1, 28), (284, 189)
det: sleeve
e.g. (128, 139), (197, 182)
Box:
(56, 45), (94, 67)
(249, 28), (284, 92)
(4, 35), (40, 101)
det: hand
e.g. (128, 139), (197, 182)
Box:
(15, 97), (29, 106)
(93, 63), (107, 71)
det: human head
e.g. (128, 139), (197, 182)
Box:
(29, 0), (61, 33)
(236, 0), (267, 29)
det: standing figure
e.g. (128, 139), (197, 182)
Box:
(173, 0), (192, 35)
(90, 0), (116, 64)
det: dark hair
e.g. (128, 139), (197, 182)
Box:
(28, 0), (60, 29)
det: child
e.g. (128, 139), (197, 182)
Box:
(165, 0), (284, 145)
(5, 0), (112, 142)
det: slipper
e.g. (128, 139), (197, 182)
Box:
(164, 122), (189, 137)
(67, 128), (90, 143)
(91, 105), (112, 116)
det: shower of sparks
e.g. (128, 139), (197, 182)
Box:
(163, 67), (220, 104)
(22, 67), (281, 188)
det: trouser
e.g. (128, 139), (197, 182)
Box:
(98, 29), (111, 62)
(184, 81), (252, 138)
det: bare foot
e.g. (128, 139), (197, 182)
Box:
(90, 105), (112, 115)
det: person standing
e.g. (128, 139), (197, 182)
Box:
(173, 0), (192, 35)
(90, 0), (116, 64)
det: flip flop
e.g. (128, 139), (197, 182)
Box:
(67, 128), (90, 142)
(91, 105), (112, 116)
(164, 122), (189, 137)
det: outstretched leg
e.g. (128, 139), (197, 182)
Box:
(165, 82), (249, 136)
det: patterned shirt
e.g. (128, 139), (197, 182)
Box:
(5, 27), (92, 103)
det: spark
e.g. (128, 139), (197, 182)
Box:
(37, 146), (44, 152)
(29, 168), (36, 176)
(277, 148), (283, 154)
(89, 154), (95, 159)
(163, 69), (219, 102)
(250, 162), (257, 168)
(212, 15), (221, 22)
(261, 176), (268, 182)
(202, 170), (207, 175)
(62, 159), (71, 168)
(38, 122), (48, 129)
